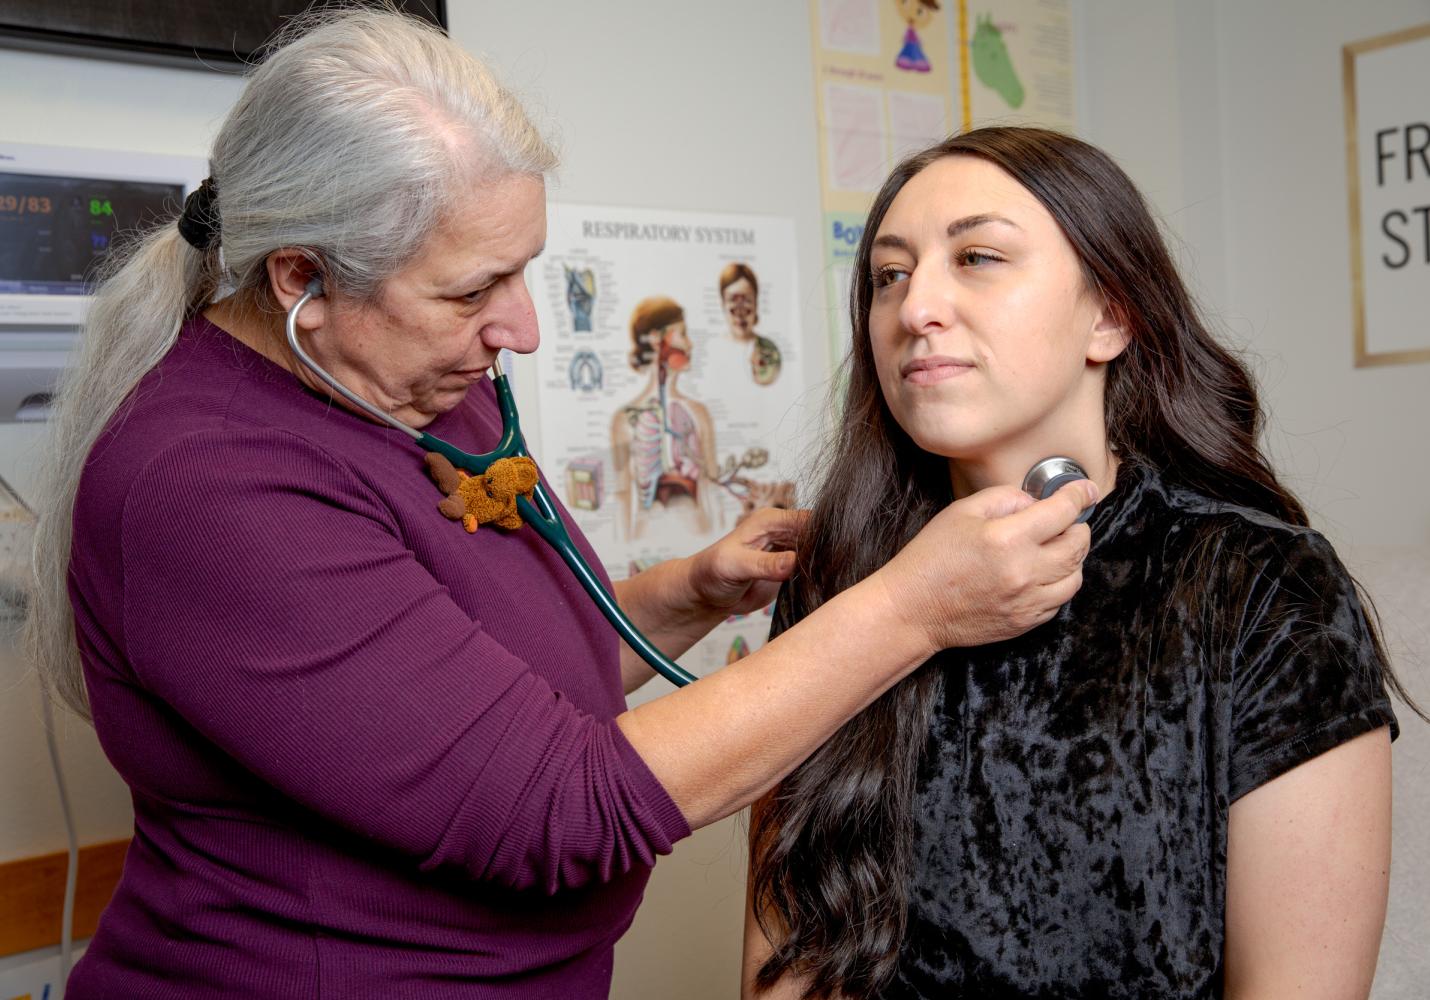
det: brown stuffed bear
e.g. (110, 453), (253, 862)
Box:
(424, 452), (540, 533)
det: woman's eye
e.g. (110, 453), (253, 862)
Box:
(871, 267), (909, 288)
(958, 249), (1002, 267)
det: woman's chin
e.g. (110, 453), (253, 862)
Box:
(403, 386), (471, 424)
(905, 425), (986, 461)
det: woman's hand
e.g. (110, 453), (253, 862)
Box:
(682, 507), (807, 618)
(876, 479), (1097, 654)
(619, 483), (1096, 826)
(611, 507), (807, 691)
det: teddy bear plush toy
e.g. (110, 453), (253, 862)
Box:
(424, 452), (540, 533)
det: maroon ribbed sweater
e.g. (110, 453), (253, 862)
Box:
(66, 316), (690, 998)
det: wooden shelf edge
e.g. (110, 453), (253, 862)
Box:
(0, 838), (129, 958)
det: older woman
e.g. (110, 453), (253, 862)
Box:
(26, 12), (1096, 999)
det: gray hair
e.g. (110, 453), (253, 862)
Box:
(27, 8), (557, 717)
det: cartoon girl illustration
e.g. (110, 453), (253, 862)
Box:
(610, 296), (720, 541)
(894, 0), (939, 73)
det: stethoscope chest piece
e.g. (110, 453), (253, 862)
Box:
(1022, 456), (1096, 524)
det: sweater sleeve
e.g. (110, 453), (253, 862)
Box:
(115, 429), (690, 894)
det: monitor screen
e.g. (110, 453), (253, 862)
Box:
(0, 0), (447, 71)
(0, 142), (205, 327)
(0, 171), (183, 296)
(0, 143), (205, 420)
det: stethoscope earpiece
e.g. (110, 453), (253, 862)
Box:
(1022, 456), (1096, 524)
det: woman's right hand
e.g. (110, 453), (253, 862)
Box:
(618, 477), (1097, 831)
(875, 479), (1097, 653)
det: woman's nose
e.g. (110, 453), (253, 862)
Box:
(487, 278), (541, 355)
(897, 265), (954, 337)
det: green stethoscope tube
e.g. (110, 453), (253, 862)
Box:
(286, 282), (699, 688)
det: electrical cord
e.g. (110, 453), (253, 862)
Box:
(40, 684), (79, 995)
(5, 469), (77, 996)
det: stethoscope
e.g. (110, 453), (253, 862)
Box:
(284, 279), (1096, 688)
(1022, 457), (1096, 524)
(286, 279), (700, 687)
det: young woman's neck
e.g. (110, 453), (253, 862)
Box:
(948, 398), (1119, 502)
(950, 443), (1119, 502)
(948, 368), (1121, 501)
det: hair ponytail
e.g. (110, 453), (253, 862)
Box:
(26, 224), (218, 717)
(25, 8), (556, 718)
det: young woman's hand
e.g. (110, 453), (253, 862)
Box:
(876, 479), (1096, 654)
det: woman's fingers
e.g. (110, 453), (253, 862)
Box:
(877, 478), (1098, 651)
(684, 507), (807, 613)
(734, 506), (808, 551)
(1034, 522), (1091, 585)
(1033, 565), (1084, 617)
(998, 479), (1098, 543)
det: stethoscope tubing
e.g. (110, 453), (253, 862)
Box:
(285, 285), (699, 688)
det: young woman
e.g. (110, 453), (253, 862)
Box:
(744, 127), (1410, 1000)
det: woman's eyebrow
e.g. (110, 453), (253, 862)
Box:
(872, 214), (1022, 253)
(452, 246), (546, 289)
(946, 213), (1021, 238)
(871, 233), (913, 253)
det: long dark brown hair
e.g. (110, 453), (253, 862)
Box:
(749, 127), (1417, 999)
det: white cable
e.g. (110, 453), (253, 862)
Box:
(40, 684), (78, 998)
(3, 470), (75, 995)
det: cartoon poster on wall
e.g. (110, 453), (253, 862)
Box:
(809, 0), (1075, 366)
(810, 0), (957, 360)
(530, 205), (804, 699)
(959, 0), (1075, 134)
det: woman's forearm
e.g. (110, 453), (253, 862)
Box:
(611, 557), (721, 692)
(619, 480), (1094, 826)
(616, 572), (932, 828)
(611, 508), (800, 692)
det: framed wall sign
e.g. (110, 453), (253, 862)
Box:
(1343, 22), (1430, 367)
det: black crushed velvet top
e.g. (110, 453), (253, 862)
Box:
(883, 459), (1398, 1000)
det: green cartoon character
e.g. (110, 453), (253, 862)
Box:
(971, 13), (1024, 109)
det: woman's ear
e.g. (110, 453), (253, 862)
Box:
(1087, 303), (1131, 364)
(265, 250), (327, 330)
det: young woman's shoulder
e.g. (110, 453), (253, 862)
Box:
(1147, 475), (1398, 800)
(1153, 470), (1342, 582)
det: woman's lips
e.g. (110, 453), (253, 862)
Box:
(901, 356), (974, 384)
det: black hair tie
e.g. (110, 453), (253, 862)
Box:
(177, 177), (221, 251)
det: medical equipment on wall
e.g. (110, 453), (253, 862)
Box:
(285, 281), (700, 688)
(1022, 456), (1095, 524)
(0, 142), (205, 421)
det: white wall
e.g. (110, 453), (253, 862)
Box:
(1080, 0), (1430, 550)
(2, 1), (1428, 996)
